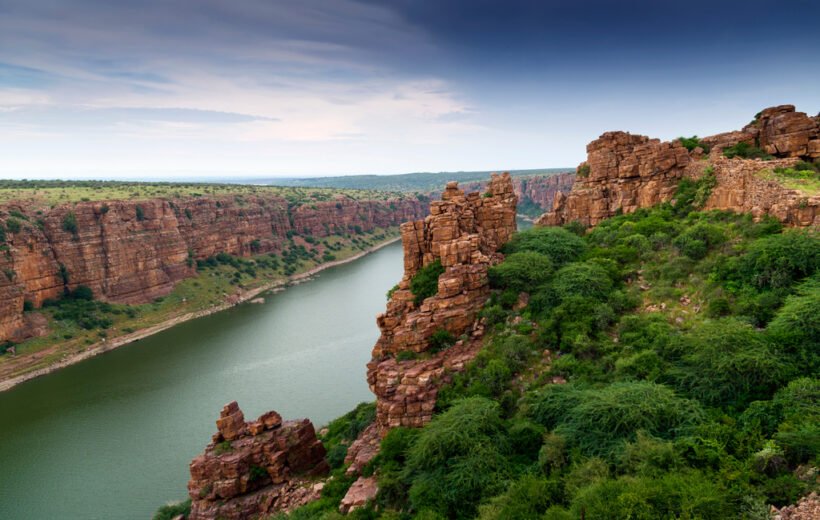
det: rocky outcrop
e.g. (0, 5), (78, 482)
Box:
(459, 172), (575, 215)
(540, 132), (691, 226)
(771, 492), (820, 520)
(366, 173), (517, 431)
(699, 157), (819, 226)
(540, 105), (819, 228)
(187, 401), (329, 520)
(0, 195), (426, 342)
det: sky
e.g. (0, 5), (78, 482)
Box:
(1, 0), (819, 179)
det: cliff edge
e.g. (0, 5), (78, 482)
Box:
(540, 104), (819, 227)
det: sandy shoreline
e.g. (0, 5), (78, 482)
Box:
(0, 236), (401, 393)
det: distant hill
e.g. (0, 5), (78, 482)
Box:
(264, 168), (571, 192)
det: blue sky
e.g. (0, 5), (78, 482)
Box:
(1, 0), (818, 179)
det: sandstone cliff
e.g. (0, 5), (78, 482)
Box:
(368, 172), (517, 430)
(0, 195), (426, 342)
(187, 402), (328, 520)
(459, 172), (575, 215)
(540, 105), (819, 227)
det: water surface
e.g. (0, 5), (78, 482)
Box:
(0, 241), (403, 520)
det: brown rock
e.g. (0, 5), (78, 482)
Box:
(339, 476), (378, 514)
(188, 403), (328, 520)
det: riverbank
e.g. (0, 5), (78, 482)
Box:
(0, 235), (401, 393)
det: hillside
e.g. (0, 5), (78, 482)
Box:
(164, 107), (819, 520)
(267, 168), (570, 193)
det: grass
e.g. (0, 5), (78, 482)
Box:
(0, 226), (401, 382)
(758, 168), (820, 196)
(0, 179), (404, 206)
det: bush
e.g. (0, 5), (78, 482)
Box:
(404, 397), (511, 518)
(69, 285), (94, 301)
(766, 278), (820, 375)
(477, 474), (562, 520)
(677, 135), (710, 153)
(503, 226), (587, 266)
(671, 319), (788, 409)
(428, 328), (455, 353)
(5, 218), (21, 233)
(152, 499), (191, 520)
(409, 260), (444, 305)
(570, 471), (730, 519)
(723, 142), (773, 160)
(62, 212), (78, 234)
(135, 205), (145, 221)
(320, 402), (376, 470)
(528, 381), (703, 460)
(735, 230), (818, 290)
(487, 252), (553, 292)
(551, 262), (613, 303)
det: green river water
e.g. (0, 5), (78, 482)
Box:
(0, 241), (403, 520)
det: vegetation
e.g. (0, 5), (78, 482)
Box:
(280, 197), (819, 519)
(678, 135), (711, 153)
(270, 169), (570, 193)
(152, 499), (191, 520)
(761, 160), (820, 195)
(0, 179), (405, 205)
(723, 142), (773, 160)
(409, 260), (445, 305)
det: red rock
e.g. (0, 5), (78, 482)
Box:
(0, 195), (426, 342)
(188, 403), (328, 520)
(339, 476), (378, 513)
(539, 105), (820, 228)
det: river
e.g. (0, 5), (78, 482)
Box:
(0, 241), (404, 520)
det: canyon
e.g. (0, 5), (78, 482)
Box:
(0, 194), (426, 344)
(540, 104), (819, 227)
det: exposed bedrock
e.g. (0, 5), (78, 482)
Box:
(540, 104), (819, 227)
(187, 402), (329, 520)
(367, 172), (517, 431)
(0, 195), (426, 342)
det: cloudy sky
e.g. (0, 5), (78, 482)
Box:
(1, 0), (818, 179)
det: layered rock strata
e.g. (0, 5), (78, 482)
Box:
(459, 172), (575, 214)
(0, 195), (425, 342)
(187, 401), (329, 520)
(540, 105), (820, 227)
(367, 172), (517, 430)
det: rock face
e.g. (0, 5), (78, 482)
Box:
(540, 105), (820, 228)
(0, 195), (426, 342)
(459, 172), (575, 214)
(540, 132), (691, 226)
(366, 173), (517, 431)
(187, 401), (329, 520)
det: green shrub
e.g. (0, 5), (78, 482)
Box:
(152, 499), (191, 520)
(404, 397), (511, 518)
(677, 135), (710, 153)
(671, 319), (788, 409)
(428, 328), (455, 353)
(487, 252), (553, 292)
(766, 278), (820, 374)
(503, 226), (587, 266)
(736, 230), (818, 290)
(320, 402), (376, 470)
(62, 212), (78, 234)
(5, 218), (21, 233)
(577, 163), (591, 177)
(570, 471), (730, 519)
(551, 262), (614, 302)
(135, 205), (145, 221)
(477, 474), (562, 520)
(723, 142), (773, 160)
(409, 260), (444, 305)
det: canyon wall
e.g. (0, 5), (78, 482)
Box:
(368, 172), (517, 430)
(540, 105), (820, 227)
(459, 172), (575, 215)
(0, 195), (426, 342)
